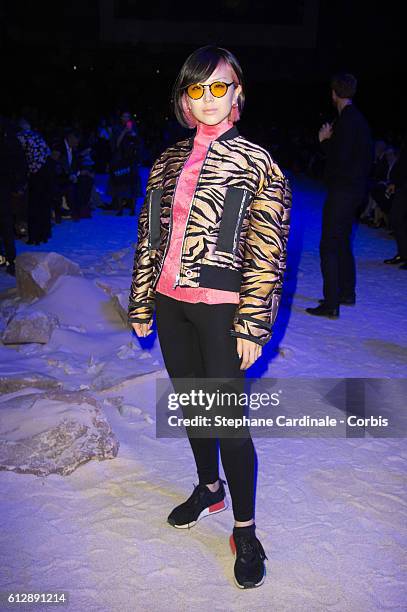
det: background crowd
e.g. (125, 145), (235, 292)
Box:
(1, 105), (406, 276)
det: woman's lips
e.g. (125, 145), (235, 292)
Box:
(203, 109), (217, 113)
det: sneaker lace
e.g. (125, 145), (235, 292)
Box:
(188, 483), (208, 507)
(237, 535), (268, 561)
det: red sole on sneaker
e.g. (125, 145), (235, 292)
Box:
(209, 500), (226, 513)
(170, 498), (228, 529)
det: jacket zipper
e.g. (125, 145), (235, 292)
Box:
(232, 189), (248, 261)
(152, 145), (194, 290)
(173, 143), (212, 289)
(147, 190), (153, 250)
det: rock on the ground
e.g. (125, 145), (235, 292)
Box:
(2, 309), (59, 344)
(94, 278), (130, 326)
(111, 291), (130, 325)
(0, 299), (19, 334)
(15, 251), (82, 300)
(0, 390), (119, 476)
(95, 249), (135, 273)
(110, 247), (132, 261)
(0, 372), (61, 394)
(91, 359), (164, 391)
(95, 277), (128, 297)
(278, 346), (295, 359)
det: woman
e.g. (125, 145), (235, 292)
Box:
(17, 120), (54, 245)
(128, 46), (292, 589)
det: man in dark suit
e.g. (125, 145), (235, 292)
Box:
(54, 129), (80, 221)
(306, 73), (373, 318)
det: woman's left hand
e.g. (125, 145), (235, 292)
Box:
(236, 337), (262, 370)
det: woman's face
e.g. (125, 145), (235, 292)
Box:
(186, 61), (242, 126)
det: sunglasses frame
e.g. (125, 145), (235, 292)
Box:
(185, 81), (236, 100)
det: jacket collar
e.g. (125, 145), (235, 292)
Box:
(216, 125), (239, 141)
(188, 125), (239, 146)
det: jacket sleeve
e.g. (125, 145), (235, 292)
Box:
(231, 160), (292, 346)
(127, 156), (164, 323)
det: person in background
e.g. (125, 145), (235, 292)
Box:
(76, 145), (95, 219)
(306, 73), (373, 318)
(105, 112), (141, 215)
(383, 134), (407, 268)
(55, 128), (81, 221)
(368, 145), (399, 228)
(0, 116), (28, 276)
(49, 142), (64, 224)
(360, 139), (387, 224)
(94, 118), (112, 173)
(17, 118), (54, 245)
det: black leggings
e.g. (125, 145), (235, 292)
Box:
(155, 291), (256, 522)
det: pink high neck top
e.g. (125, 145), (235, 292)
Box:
(156, 118), (240, 304)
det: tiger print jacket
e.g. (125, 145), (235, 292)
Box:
(128, 125), (292, 346)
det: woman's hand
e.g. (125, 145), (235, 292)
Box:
(236, 337), (262, 370)
(131, 320), (153, 337)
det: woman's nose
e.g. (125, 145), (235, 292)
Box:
(203, 87), (213, 103)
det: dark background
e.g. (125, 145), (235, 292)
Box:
(0, 1), (403, 141)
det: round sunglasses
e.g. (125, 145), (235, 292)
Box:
(185, 81), (236, 100)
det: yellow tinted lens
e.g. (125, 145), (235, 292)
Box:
(187, 84), (204, 99)
(210, 82), (228, 97)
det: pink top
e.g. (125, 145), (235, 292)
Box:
(156, 118), (240, 304)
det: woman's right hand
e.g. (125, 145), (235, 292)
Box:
(131, 320), (154, 337)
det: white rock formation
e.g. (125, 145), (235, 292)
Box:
(2, 309), (59, 344)
(15, 251), (82, 299)
(0, 390), (119, 476)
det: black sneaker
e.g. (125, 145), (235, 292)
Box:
(230, 525), (268, 589)
(167, 479), (228, 529)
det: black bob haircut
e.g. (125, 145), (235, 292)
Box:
(172, 45), (245, 129)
